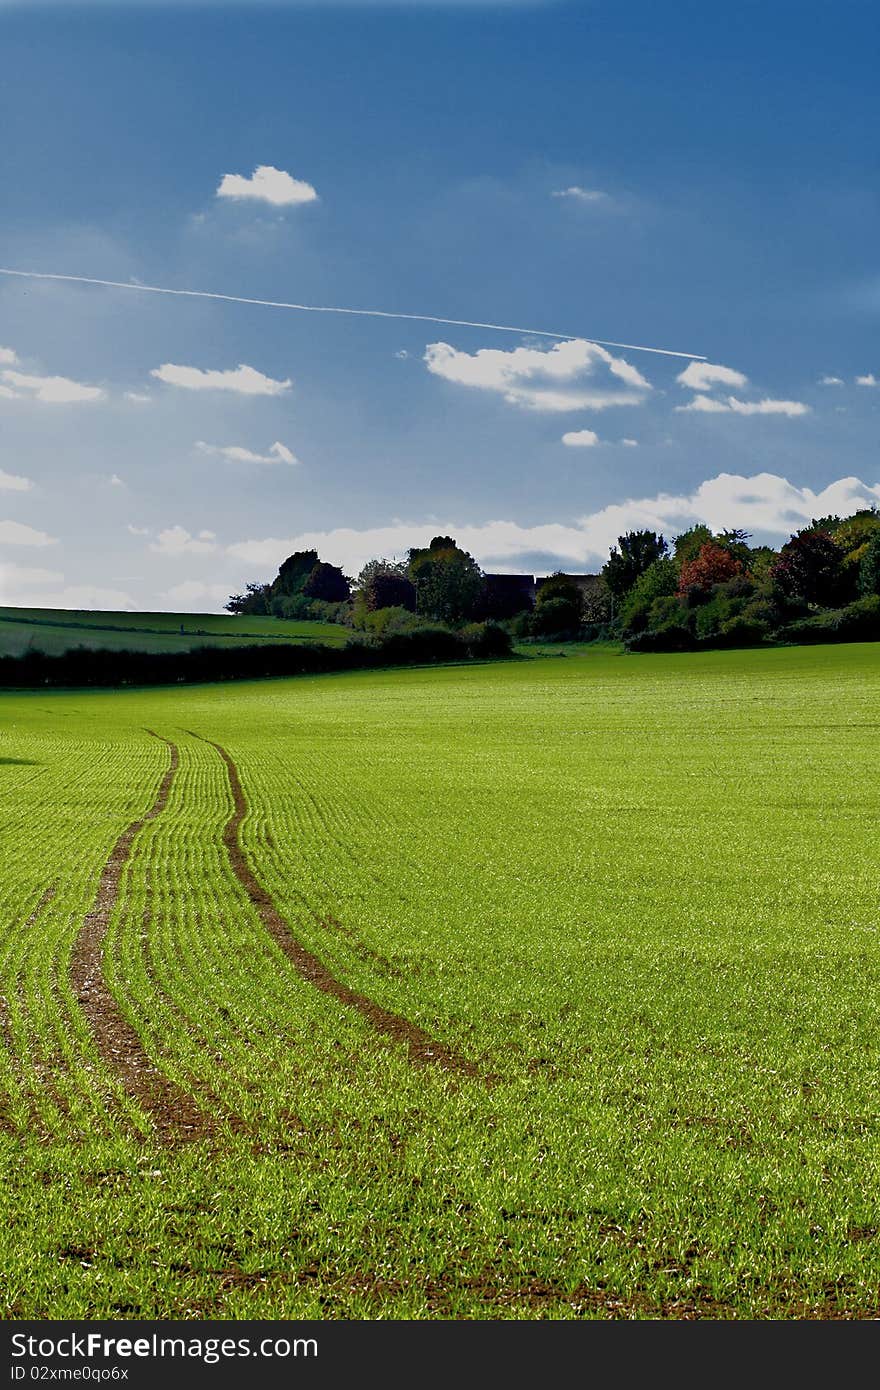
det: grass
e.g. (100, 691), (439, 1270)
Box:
(0, 606), (346, 657)
(1, 642), (879, 1318)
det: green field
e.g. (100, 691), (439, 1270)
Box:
(0, 606), (346, 657)
(2, 643), (880, 1319)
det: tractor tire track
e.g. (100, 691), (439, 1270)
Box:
(196, 734), (482, 1080)
(70, 732), (216, 1140)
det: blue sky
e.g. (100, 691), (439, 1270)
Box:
(0, 0), (878, 610)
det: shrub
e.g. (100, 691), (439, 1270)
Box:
(777, 595), (880, 645)
(626, 620), (696, 652)
(306, 599), (351, 624)
(529, 597), (581, 638)
(272, 593), (313, 620)
(360, 605), (420, 637)
(458, 621), (513, 658)
(715, 614), (772, 647)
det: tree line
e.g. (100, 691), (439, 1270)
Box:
(226, 507), (880, 652)
(226, 536), (601, 641)
(606, 510), (880, 650)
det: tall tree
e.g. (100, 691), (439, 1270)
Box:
(678, 542), (744, 596)
(407, 536), (483, 623)
(602, 530), (668, 600)
(355, 560), (416, 612)
(302, 561), (351, 603)
(770, 530), (846, 608)
(272, 550), (320, 597)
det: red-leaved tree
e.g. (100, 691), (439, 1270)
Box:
(677, 542), (744, 596)
(769, 529), (846, 607)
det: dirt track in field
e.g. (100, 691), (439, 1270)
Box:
(197, 735), (482, 1080)
(70, 732), (216, 1140)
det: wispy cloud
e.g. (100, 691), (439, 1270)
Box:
(0, 346), (18, 365)
(551, 185), (610, 204)
(216, 164), (318, 208)
(195, 440), (298, 465)
(676, 394), (809, 417)
(819, 375), (844, 386)
(151, 363), (291, 395)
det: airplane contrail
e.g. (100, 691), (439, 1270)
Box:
(0, 267), (706, 360)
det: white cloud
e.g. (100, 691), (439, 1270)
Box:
(424, 337), (650, 412)
(150, 525), (218, 556)
(151, 362), (291, 395)
(551, 186), (610, 203)
(109, 474), (124, 487)
(0, 347), (18, 365)
(0, 468), (33, 492)
(0, 384), (18, 399)
(819, 375), (844, 386)
(124, 391), (152, 403)
(621, 438), (639, 447)
(677, 361), (748, 392)
(395, 349), (409, 360)
(0, 562), (64, 604)
(127, 524), (150, 536)
(42, 585), (135, 610)
(195, 439), (299, 465)
(226, 473), (880, 576)
(0, 519), (56, 547)
(676, 394), (809, 417)
(1, 369), (104, 404)
(856, 374), (878, 387)
(162, 580), (231, 606)
(561, 429), (600, 447)
(675, 394), (732, 414)
(216, 164), (318, 207)
(0, 560), (133, 610)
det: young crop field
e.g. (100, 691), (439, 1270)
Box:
(1, 642), (880, 1319)
(0, 606), (346, 658)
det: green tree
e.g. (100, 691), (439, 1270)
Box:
(407, 537), (483, 623)
(860, 531), (880, 598)
(271, 550), (320, 597)
(619, 556), (678, 634)
(602, 530), (668, 601)
(302, 561), (351, 603)
(673, 525), (713, 568)
(225, 582), (271, 615)
(533, 574), (584, 633)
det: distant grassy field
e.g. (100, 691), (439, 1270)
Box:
(0, 606), (346, 657)
(2, 643), (879, 1318)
